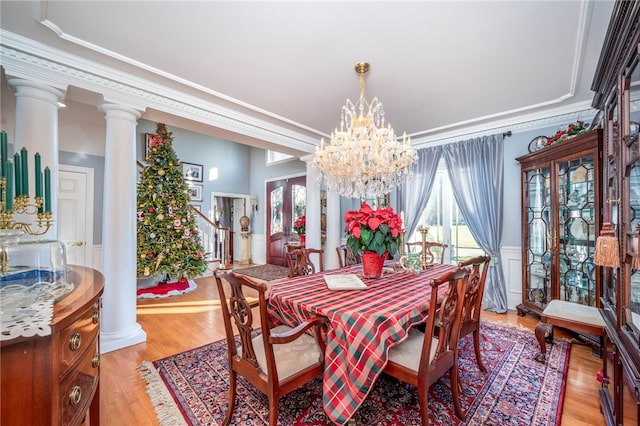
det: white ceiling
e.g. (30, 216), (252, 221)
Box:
(0, 1), (615, 154)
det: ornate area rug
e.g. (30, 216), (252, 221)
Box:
(139, 321), (570, 425)
(233, 264), (290, 281)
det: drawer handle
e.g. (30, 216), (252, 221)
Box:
(69, 386), (82, 405)
(92, 353), (100, 368)
(69, 332), (82, 351)
(92, 310), (100, 324)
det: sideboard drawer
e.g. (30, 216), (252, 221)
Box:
(59, 336), (99, 426)
(59, 301), (100, 372)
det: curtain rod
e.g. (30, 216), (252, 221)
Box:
(503, 131), (512, 138)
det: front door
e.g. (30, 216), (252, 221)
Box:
(266, 176), (306, 266)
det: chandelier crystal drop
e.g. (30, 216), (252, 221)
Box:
(314, 62), (417, 199)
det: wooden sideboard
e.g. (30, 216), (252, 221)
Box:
(1, 266), (104, 425)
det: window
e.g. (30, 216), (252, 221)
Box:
(267, 150), (294, 165)
(408, 160), (483, 265)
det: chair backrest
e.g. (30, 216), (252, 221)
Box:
(287, 248), (324, 277)
(336, 244), (361, 268)
(419, 267), (470, 381)
(458, 255), (491, 330)
(406, 241), (448, 264)
(214, 270), (270, 377)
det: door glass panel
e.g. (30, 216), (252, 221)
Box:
(558, 155), (597, 306)
(292, 184), (306, 224)
(270, 186), (283, 235)
(524, 167), (551, 307)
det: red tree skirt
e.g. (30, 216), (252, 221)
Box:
(137, 277), (197, 298)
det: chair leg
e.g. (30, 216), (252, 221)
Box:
(268, 395), (279, 426)
(223, 371), (237, 426)
(472, 329), (486, 372)
(450, 366), (466, 421)
(417, 386), (430, 426)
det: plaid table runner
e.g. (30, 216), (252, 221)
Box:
(267, 262), (456, 425)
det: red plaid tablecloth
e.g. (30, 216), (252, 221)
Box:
(267, 262), (456, 425)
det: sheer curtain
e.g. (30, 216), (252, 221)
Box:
(397, 145), (442, 237)
(442, 134), (507, 313)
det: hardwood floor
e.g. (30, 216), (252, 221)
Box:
(97, 274), (605, 426)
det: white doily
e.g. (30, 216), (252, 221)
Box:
(0, 281), (75, 341)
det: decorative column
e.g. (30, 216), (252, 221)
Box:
(325, 190), (341, 270)
(303, 155), (322, 270)
(99, 103), (146, 353)
(8, 78), (64, 239)
(239, 214), (251, 265)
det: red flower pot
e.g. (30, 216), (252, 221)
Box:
(362, 251), (387, 278)
(299, 234), (306, 246)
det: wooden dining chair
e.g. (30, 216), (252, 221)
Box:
(214, 270), (327, 426)
(287, 248), (324, 277)
(385, 267), (470, 425)
(406, 241), (448, 265)
(336, 244), (361, 268)
(457, 255), (491, 372)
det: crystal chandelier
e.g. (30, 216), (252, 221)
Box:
(314, 62), (417, 199)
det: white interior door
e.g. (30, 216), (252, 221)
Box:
(58, 165), (94, 267)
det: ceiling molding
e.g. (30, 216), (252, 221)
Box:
(0, 30), (319, 152)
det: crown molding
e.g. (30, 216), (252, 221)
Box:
(0, 30), (320, 152)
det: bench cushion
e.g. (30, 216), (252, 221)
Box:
(541, 300), (604, 327)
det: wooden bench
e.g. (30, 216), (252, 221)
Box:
(534, 299), (605, 363)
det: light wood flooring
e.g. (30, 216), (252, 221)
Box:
(97, 274), (605, 426)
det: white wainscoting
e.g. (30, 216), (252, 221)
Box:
(251, 233), (267, 265)
(92, 245), (103, 272)
(500, 245), (522, 311)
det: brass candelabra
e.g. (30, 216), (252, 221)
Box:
(418, 225), (430, 268)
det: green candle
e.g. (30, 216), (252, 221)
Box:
(0, 131), (5, 178)
(5, 161), (13, 212)
(34, 153), (42, 198)
(21, 147), (28, 196)
(14, 152), (21, 197)
(44, 167), (51, 213)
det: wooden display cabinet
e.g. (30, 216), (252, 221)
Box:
(516, 130), (603, 317)
(591, 1), (640, 424)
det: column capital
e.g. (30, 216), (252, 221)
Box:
(7, 77), (65, 106)
(99, 102), (143, 122)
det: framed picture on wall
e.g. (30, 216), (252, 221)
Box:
(144, 133), (159, 160)
(182, 162), (203, 182)
(187, 184), (203, 202)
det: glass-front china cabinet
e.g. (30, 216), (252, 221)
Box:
(516, 130), (602, 317)
(591, 1), (640, 424)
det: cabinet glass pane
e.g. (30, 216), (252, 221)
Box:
(604, 99), (619, 307)
(524, 167), (551, 307)
(627, 59), (640, 332)
(557, 155), (596, 306)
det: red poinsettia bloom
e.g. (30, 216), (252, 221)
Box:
(344, 203), (403, 257)
(294, 215), (306, 235)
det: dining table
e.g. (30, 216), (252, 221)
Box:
(266, 261), (457, 425)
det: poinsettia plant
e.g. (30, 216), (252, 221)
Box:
(294, 215), (306, 235)
(344, 203), (403, 256)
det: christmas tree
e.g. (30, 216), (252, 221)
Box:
(136, 123), (206, 281)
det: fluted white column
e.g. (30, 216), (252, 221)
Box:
(99, 103), (146, 353)
(303, 156), (322, 269)
(8, 78), (64, 239)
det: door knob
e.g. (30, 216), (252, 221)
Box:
(71, 241), (85, 247)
